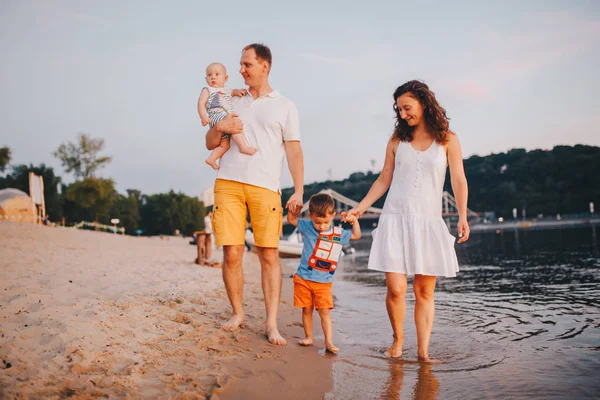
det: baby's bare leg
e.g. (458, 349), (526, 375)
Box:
(299, 306), (314, 346)
(230, 133), (257, 155)
(205, 137), (231, 170)
(317, 308), (338, 353)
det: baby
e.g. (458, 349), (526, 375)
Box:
(287, 193), (362, 353)
(198, 62), (257, 170)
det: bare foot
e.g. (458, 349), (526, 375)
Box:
(298, 337), (313, 346)
(325, 342), (339, 354)
(239, 146), (257, 156)
(221, 314), (244, 332)
(418, 356), (443, 364)
(266, 326), (287, 346)
(205, 159), (219, 170)
(384, 335), (403, 358)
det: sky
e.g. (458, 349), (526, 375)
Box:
(1, 0), (599, 199)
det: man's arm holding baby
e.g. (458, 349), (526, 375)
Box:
(205, 115), (244, 150)
(346, 214), (362, 240)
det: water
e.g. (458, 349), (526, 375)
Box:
(285, 226), (600, 399)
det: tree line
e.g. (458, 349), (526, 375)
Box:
(0, 134), (205, 236)
(3, 138), (598, 233)
(281, 145), (600, 220)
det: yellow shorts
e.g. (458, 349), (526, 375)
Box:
(212, 179), (283, 248)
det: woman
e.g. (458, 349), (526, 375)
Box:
(343, 80), (469, 362)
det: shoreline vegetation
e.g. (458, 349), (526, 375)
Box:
(2, 143), (599, 238)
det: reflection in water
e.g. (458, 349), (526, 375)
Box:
(319, 226), (600, 399)
(382, 361), (404, 400)
(412, 364), (440, 400)
(382, 361), (441, 400)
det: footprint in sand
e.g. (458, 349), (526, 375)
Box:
(172, 314), (192, 325)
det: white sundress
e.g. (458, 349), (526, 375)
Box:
(367, 140), (459, 277)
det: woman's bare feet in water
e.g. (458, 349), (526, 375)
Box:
(384, 335), (403, 358)
(266, 325), (287, 346)
(298, 337), (313, 346)
(221, 314), (244, 332)
(325, 342), (339, 354)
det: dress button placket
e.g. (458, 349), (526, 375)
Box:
(413, 152), (422, 192)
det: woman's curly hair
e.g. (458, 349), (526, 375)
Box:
(393, 80), (450, 144)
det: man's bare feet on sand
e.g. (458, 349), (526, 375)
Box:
(266, 326), (287, 346)
(384, 335), (403, 358)
(221, 314), (244, 332)
(205, 159), (219, 170)
(298, 337), (313, 346)
(325, 342), (339, 354)
(418, 356), (443, 364)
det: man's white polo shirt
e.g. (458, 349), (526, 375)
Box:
(216, 90), (300, 193)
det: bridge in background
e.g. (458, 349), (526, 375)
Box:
(283, 188), (480, 226)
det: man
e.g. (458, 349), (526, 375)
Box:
(203, 43), (304, 345)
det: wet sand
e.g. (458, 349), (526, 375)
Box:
(0, 222), (333, 399)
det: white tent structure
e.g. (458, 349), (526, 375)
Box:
(0, 188), (35, 223)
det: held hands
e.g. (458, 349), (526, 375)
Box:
(341, 207), (361, 223)
(215, 114), (243, 135)
(286, 192), (303, 215)
(344, 213), (358, 225)
(457, 218), (470, 243)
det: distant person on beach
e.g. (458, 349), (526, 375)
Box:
(287, 193), (361, 353)
(204, 43), (304, 345)
(198, 62), (257, 170)
(203, 210), (214, 264)
(342, 80), (470, 362)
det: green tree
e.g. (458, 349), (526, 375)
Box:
(139, 190), (204, 236)
(66, 178), (116, 223)
(53, 133), (112, 178)
(0, 146), (11, 172)
(110, 189), (141, 234)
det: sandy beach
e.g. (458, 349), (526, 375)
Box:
(0, 222), (333, 399)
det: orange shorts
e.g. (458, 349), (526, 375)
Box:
(212, 179), (283, 248)
(293, 274), (333, 310)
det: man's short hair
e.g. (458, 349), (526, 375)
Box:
(243, 43), (272, 69)
(309, 193), (335, 217)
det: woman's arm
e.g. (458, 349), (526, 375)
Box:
(447, 133), (470, 243)
(345, 137), (398, 218)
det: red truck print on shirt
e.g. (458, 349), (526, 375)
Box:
(308, 226), (344, 275)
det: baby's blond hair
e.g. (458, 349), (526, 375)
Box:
(206, 62), (227, 74)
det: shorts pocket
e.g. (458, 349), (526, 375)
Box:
(268, 204), (283, 237)
(212, 204), (223, 236)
